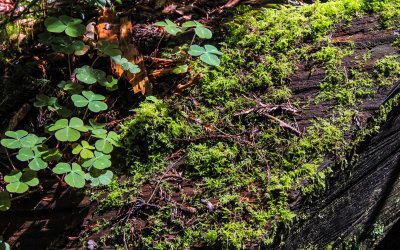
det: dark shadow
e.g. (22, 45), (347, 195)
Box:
(0, 179), (93, 249)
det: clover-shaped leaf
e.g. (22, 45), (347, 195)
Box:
(49, 117), (88, 142)
(87, 119), (105, 131)
(5, 133), (45, 150)
(182, 21), (212, 39)
(188, 44), (223, 66)
(155, 19), (182, 35)
(38, 31), (53, 45)
(74, 65), (107, 84)
(34, 94), (57, 108)
(44, 15), (86, 37)
(16, 147), (35, 161)
(52, 162), (85, 188)
(71, 90), (108, 112)
(0, 236), (10, 250)
(1, 130), (28, 149)
(82, 151), (111, 169)
(94, 131), (119, 153)
(58, 81), (84, 94)
(86, 169), (113, 186)
(19, 147), (49, 170)
(111, 55), (128, 65)
(4, 169), (39, 193)
(51, 37), (86, 54)
(72, 140), (95, 159)
(92, 128), (108, 136)
(97, 40), (121, 57)
(111, 55), (141, 74)
(173, 64), (188, 74)
(122, 62), (141, 74)
(97, 76), (118, 90)
(0, 191), (11, 211)
(42, 148), (62, 162)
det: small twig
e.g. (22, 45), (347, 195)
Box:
(151, 33), (165, 61)
(10, 188), (40, 201)
(173, 73), (203, 94)
(105, 116), (134, 126)
(238, 95), (302, 136)
(262, 113), (302, 136)
(123, 228), (128, 250)
(67, 54), (72, 77)
(91, 55), (100, 67)
(147, 157), (185, 203)
(0, 160), (12, 170)
(4, 148), (16, 170)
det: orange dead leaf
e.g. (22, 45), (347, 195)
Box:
(203, 123), (215, 132)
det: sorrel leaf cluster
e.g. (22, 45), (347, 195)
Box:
(155, 19), (223, 67)
(0, 14), (140, 211)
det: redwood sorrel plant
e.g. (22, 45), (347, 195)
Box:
(0, 14), (139, 210)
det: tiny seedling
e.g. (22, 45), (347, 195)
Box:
(188, 45), (223, 66)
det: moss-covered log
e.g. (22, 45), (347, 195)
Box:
(281, 101), (400, 249)
(2, 0), (400, 249)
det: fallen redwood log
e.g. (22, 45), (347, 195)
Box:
(274, 15), (400, 250)
(279, 101), (400, 248)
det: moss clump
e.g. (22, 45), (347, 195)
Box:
(91, 0), (400, 248)
(119, 96), (202, 176)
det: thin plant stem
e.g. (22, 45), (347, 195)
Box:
(67, 54), (72, 78)
(4, 148), (16, 170)
(152, 33), (165, 62)
(185, 33), (197, 62)
(83, 106), (89, 120)
(91, 55), (100, 67)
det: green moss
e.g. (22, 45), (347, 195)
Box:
(91, 0), (400, 248)
(119, 96), (202, 175)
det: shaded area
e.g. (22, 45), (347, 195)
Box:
(0, 179), (94, 249)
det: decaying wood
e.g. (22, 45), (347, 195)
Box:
(173, 73), (203, 94)
(119, 17), (151, 95)
(276, 15), (400, 249)
(97, 9), (151, 95)
(6, 103), (31, 132)
(279, 105), (400, 249)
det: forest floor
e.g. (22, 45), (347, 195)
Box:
(1, 0), (400, 249)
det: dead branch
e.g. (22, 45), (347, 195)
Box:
(173, 73), (203, 94)
(147, 157), (186, 203)
(236, 95), (302, 136)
